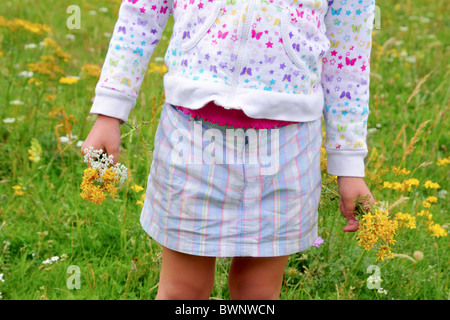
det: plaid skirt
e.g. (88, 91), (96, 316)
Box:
(140, 102), (322, 257)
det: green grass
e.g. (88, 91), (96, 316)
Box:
(0, 0), (448, 300)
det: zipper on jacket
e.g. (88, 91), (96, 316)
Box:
(225, 0), (256, 109)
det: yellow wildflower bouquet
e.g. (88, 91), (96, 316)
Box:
(354, 197), (399, 262)
(80, 147), (127, 205)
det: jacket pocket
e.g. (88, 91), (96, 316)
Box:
(176, 0), (224, 52)
(281, 6), (323, 70)
(245, 0), (307, 71)
(280, 8), (307, 70)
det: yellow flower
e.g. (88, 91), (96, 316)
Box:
(424, 180), (440, 189)
(320, 147), (327, 172)
(45, 94), (56, 102)
(80, 148), (128, 205)
(28, 55), (64, 79)
(422, 201), (431, 208)
(148, 62), (167, 75)
(392, 182), (404, 191)
(426, 222), (447, 238)
(426, 196), (438, 203)
(0, 16), (51, 34)
(383, 181), (392, 189)
(403, 178), (419, 191)
(136, 200), (144, 207)
(12, 185), (25, 196)
(391, 166), (410, 175)
(357, 205), (399, 262)
(417, 209), (428, 217)
(394, 212), (416, 229)
(27, 77), (42, 86)
(102, 168), (117, 182)
(59, 77), (79, 85)
(436, 157), (450, 166)
(376, 245), (394, 262)
(131, 184), (144, 193)
(81, 64), (101, 78)
(80, 167), (119, 205)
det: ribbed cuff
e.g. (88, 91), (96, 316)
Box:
(89, 86), (136, 124)
(326, 149), (368, 177)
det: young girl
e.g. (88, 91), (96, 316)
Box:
(82, 0), (375, 300)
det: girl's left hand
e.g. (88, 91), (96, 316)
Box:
(337, 176), (375, 232)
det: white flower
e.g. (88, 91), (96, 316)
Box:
(65, 34), (76, 41)
(42, 259), (52, 264)
(88, 10), (97, 15)
(0, 273), (4, 282)
(3, 118), (15, 124)
(19, 71), (34, 78)
(437, 190), (447, 199)
(76, 140), (84, 147)
(405, 56), (416, 64)
(59, 134), (78, 144)
(51, 256), (60, 262)
(24, 43), (37, 49)
(99, 7), (108, 13)
(10, 100), (24, 105)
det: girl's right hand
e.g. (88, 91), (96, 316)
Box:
(80, 114), (121, 165)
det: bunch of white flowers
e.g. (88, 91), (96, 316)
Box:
(82, 147), (127, 184)
(42, 253), (68, 265)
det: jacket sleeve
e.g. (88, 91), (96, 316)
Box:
(90, 0), (174, 124)
(321, 0), (376, 177)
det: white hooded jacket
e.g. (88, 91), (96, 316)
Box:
(90, 0), (376, 177)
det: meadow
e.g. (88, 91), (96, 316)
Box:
(0, 0), (448, 300)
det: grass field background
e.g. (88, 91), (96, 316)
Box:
(0, 0), (448, 300)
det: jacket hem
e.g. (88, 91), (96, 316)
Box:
(163, 75), (324, 123)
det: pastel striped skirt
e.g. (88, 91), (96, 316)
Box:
(140, 102), (322, 257)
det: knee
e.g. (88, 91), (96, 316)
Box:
(156, 281), (213, 300)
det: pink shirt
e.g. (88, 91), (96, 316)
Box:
(176, 101), (298, 129)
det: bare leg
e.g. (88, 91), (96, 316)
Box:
(155, 246), (216, 300)
(228, 255), (289, 300)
